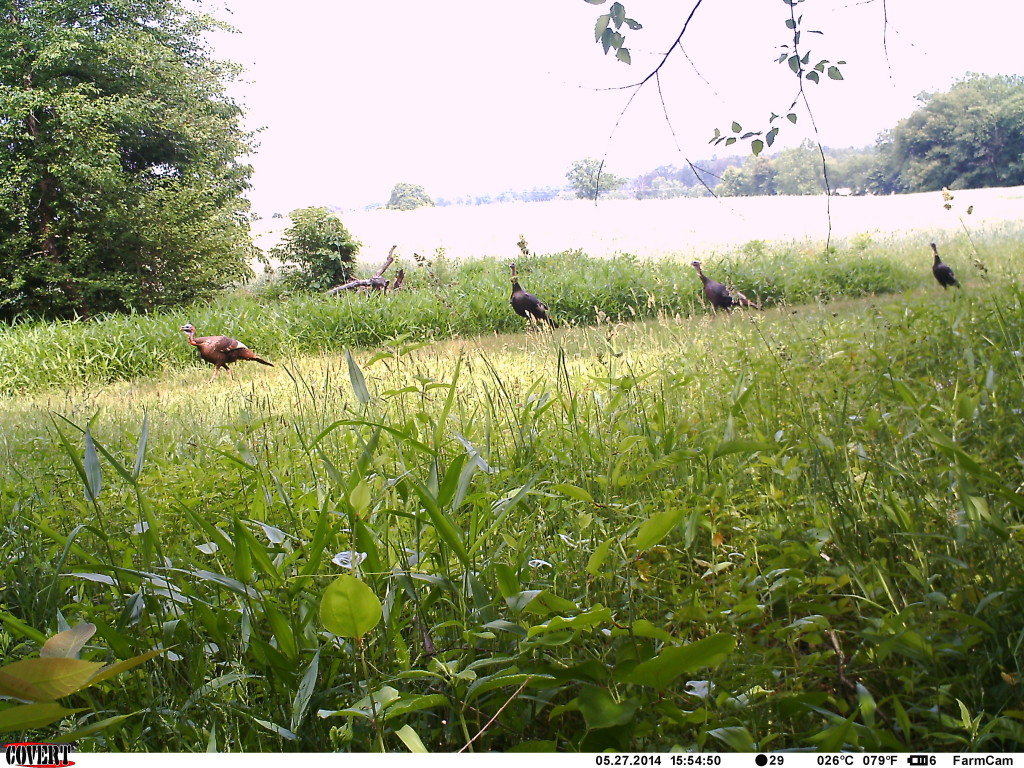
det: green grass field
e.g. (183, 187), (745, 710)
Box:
(1, 231), (1023, 752)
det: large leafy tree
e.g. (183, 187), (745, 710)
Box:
(0, 0), (257, 320)
(566, 158), (627, 199)
(886, 74), (1024, 192)
(385, 182), (435, 211)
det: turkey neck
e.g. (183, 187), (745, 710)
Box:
(184, 330), (199, 347)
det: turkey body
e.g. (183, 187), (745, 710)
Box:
(179, 323), (273, 381)
(509, 263), (556, 327)
(930, 243), (959, 289)
(691, 261), (759, 311)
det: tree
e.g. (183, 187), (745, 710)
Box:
(0, 0), (257, 320)
(270, 207), (360, 292)
(566, 158), (627, 199)
(888, 74), (1024, 192)
(386, 183), (434, 211)
(773, 140), (826, 195)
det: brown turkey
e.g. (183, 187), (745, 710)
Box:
(509, 262), (557, 328)
(691, 261), (760, 311)
(930, 243), (959, 289)
(179, 323), (274, 381)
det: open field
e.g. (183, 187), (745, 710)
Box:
(2, 206), (1024, 752)
(253, 186), (1024, 265)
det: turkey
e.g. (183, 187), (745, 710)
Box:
(691, 261), (760, 311)
(930, 243), (959, 289)
(509, 263), (557, 328)
(179, 323), (274, 381)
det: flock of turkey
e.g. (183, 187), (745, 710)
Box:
(180, 243), (960, 381)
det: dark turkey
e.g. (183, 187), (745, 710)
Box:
(930, 243), (959, 289)
(691, 261), (760, 311)
(179, 323), (273, 381)
(509, 263), (557, 327)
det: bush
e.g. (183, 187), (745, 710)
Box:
(269, 207), (361, 292)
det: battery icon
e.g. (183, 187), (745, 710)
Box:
(908, 757), (929, 766)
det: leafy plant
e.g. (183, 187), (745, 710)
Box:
(0, 622), (161, 738)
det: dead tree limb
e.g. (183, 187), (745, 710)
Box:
(326, 245), (398, 294)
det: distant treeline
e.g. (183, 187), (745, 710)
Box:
(428, 73), (1024, 205)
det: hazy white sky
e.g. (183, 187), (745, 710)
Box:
(205, 1), (1024, 216)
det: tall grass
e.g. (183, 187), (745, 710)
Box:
(2, 268), (1023, 750)
(12, 226), (1020, 395)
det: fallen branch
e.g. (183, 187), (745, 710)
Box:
(326, 245), (398, 294)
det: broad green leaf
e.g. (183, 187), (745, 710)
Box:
(51, 711), (138, 742)
(528, 605), (612, 637)
(616, 47), (631, 64)
(290, 649), (320, 733)
(40, 622), (96, 659)
(594, 13), (611, 41)
(828, 65), (844, 80)
(465, 669), (549, 703)
(0, 612), (47, 645)
(0, 658), (105, 701)
(714, 439), (772, 459)
(494, 562), (520, 598)
(627, 633), (735, 689)
(631, 506), (684, 551)
(578, 686), (639, 730)
(384, 693), (449, 721)
(586, 537), (615, 576)
(407, 477), (470, 568)
(349, 478), (371, 517)
(752, 139), (764, 156)
(708, 725), (756, 752)
(552, 483), (593, 503)
(523, 590), (578, 617)
(395, 724), (429, 753)
(319, 575), (382, 639)
(132, 412), (149, 480)
(0, 702), (86, 734)
(346, 348), (370, 404)
(87, 648), (165, 687)
(84, 427), (102, 501)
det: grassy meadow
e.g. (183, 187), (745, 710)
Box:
(2, 225), (1024, 752)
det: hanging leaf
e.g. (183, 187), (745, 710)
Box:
(827, 65), (844, 80)
(751, 139), (765, 156)
(616, 47), (631, 64)
(319, 575), (382, 639)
